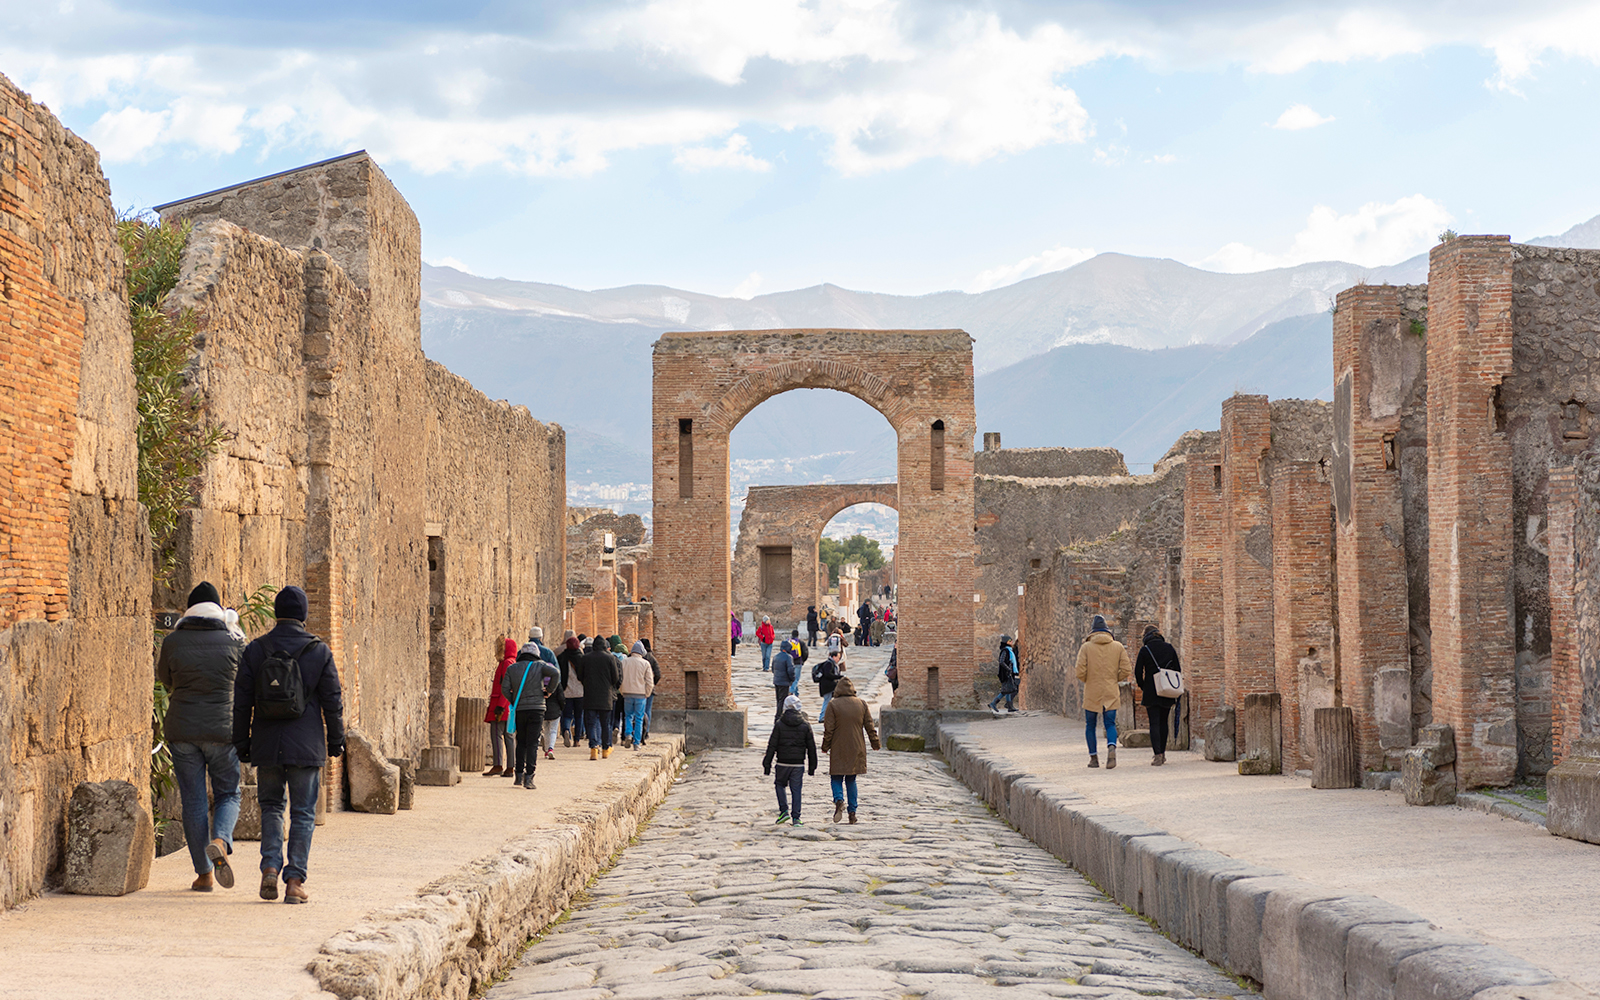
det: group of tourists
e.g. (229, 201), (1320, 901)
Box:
(483, 630), (661, 786)
(1073, 616), (1184, 769)
(156, 582), (345, 903)
(797, 602), (893, 649)
(761, 666), (879, 827)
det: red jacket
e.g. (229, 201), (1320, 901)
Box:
(756, 622), (776, 644)
(486, 637), (516, 722)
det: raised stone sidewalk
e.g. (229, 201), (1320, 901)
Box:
(940, 712), (1600, 999)
(0, 733), (684, 1000)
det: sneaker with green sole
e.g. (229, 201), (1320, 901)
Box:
(792, 818), (804, 826)
(774, 812), (790, 824)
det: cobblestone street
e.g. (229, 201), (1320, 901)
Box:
(488, 641), (1255, 1000)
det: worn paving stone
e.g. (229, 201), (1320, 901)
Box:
(489, 653), (1253, 1000)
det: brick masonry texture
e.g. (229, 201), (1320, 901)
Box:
(1220, 395), (1275, 713)
(158, 156), (567, 775)
(1, 72), (152, 908)
(653, 330), (975, 711)
(730, 482), (897, 626)
(1271, 461), (1334, 771)
(974, 446), (1127, 479)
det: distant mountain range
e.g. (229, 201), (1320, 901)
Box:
(420, 213), (1600, 484)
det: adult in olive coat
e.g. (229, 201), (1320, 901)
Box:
(820, 676), (879, 824)
(1074, 614), (1131, 769)
(576, 642), (623, 756)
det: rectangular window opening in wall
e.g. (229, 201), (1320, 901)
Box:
(927, 667), (940, 709)
(678, 418), (694, 498)
(685, 670), (700, 710)
(1382, 432), (1397, 470)
(930, 420), (946, 491)
(1213, 464), (1222, 490)
(1493, 382), (1507, 433)
(1562, 399), (1589, 441)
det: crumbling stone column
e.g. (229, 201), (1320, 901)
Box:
(1427, 236), (1518, 788)
(1549, 467), (1580, 766)
(1181, 453), (1225, 740)
(1220, 395), (1275, 712)
(1331, 284), (1428, 771)
(1271, 461), (1334, 772)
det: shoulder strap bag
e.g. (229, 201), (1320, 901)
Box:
(1148, 646), (1185, 698)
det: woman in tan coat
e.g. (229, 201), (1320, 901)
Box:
(1074, 614), (1131, 769)
(821, 676), (879, 824)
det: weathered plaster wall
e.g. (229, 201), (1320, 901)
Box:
(1, 72), (152, 908)
(975, 447), (1127, 479)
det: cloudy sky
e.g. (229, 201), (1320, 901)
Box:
(7, 1), (1600, 295)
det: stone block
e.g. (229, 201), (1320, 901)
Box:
(1258, 882), (1349, 1000)
(387, 757), (416, 809)
(1192, 861), (1283, 970)
(1124, 834), (1188, 920)
(1345, 922), (1482, 1000)
(1203, 707), (1237, 761)
(885, 733), (926, 752)
(1225, 875), (1317, 984)
(1286, 896), (1430, 1000)
(1402, 724), (1457, 806)
(1237, 692), (1283, 775)
(650, 709), (749, 751)
(1375, 666), (1412, 753)
(1313, 705), (1360, 789)
(1150, 847), (1224, 953)
(1120, 728), (1151, 748)
(346, 729), (400, 813)
(64, 780), (154, 896)
(416, 745), (460, 786)
(1393, 945), (1557, 1000)
(1547, 736), (1600, 845)
(882, 709), (993, 746)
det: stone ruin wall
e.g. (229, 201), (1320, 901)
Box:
(0, 73), (153, 908)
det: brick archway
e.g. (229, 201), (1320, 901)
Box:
(732, 483), (899, 624)
(653, 329), (976, 728)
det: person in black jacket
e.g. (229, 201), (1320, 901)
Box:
(557, 632), (583, 746)
(157, 581), (246, 892)
(763, 694), (817, 825)
(577, 640), (622, 759)
(233, 585), (345, 904)
(806, 606), (820, 648)
(1134, 625), (1182, 766)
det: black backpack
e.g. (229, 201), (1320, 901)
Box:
(255, 639), (319, 721)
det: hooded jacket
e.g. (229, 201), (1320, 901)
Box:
(558, 639), (584, 699)
(1134, 634), (1182, 707)
(621, 642), (656, 697)
(756, 621), (776, 644)
(821, 676), (879, 775)
(1075, 631), (1132, 712)
(815, 655), (842, 696)
(771, 645), (799, 690)
(577, 645), (623, 710)
(763, 708), (817, 773)
(487, 637), (516, 723)
(157, 603), (247, 744)
(234, 619), (345, 767)
(529, 640), (562, 714)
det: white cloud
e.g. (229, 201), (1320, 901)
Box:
(1195, 194), (1451, 273)
(675, 134), (772, 172)
(1145, 153), (1176, 164)
(971, 245), (1096, 292)
(730, 271), (764, 299)
(87, 105), (170, 161)
(1272, 103), (1334, 130)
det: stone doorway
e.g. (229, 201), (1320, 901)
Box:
(652, 329), (977, 741)
(759, 546), (793, 603)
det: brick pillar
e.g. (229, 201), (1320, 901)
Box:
(1427, 235), (1517, 788)
(1332, 285), (1422, 770)
(618, 604), (640, 648)
(637, 602), (654, 647)
(1271, 461), (1334, 771)
(1221, 395), (1275, 710)
(1181, 453), (1225, 730)
(1548, 467), (1579, 765)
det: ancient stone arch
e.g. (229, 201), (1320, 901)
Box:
(653, 329), (976, 732)
(731, 483), (899, 625)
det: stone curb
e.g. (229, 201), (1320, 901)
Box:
(307, 736), (686, 1000)
(936, 723), (1593, 1000)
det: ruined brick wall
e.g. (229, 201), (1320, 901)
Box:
(1181, 451), (1225, 733)
(1330, 284), (1429, 770)
(1555, 453), (1600, 756)
(975, 447), (1127, 479)
(1, 73), (152, 908)
(1427, 236), (1518, 788)
(653, 329), (975, 712)
(1220, 395), (1275, 711)
(730, 483), (897, 628)
(1271, 462), (1333, 770)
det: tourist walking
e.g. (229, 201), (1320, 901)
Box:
(757, 616), (776, 671)
(763, 694), (817, 826)
(771, 640), (800, 718)
(639, 637), (661, 746)
(857, 600), (873, 645)
(503, 638), (558, 788)
(527, 628), (563, 761)
(731, 613), (743, 656)
(233, 585), (345, 904)
(989, 635), (1020, 716)
(1134, 625), (1182, 766)
(814, 648), (842, 721)
(621, 641), (655, 749)
(156, 581), (247, 892)
(577, 636), (622, 758)
(485, 637), (516, 776)
(558, 633), (584, 747)
(806, 606), (820, 647)
(1075, 614), (1131, 769)
(821, 676), (879, 824)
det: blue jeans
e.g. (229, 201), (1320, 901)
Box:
(1085, 709), (1119, 755)
(257, 764), (320, 883)
(622, 696), (647, 744)
(585, 709), (614, 749)
(169, 741), (240, 875)
(820, 691), (833, 721)
(760, 642), (773, 671)
(990, 687), (1017, 712)
(830, 774), (858, 812)
(562, 700), (581, 737)
(642, 695), (654, 741)
(774, 764), (804, 819)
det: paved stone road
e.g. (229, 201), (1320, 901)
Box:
(732, 640), (894, 744)
(488, 747), (1255, 1000)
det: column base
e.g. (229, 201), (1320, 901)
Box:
(416, 745), (460, 786)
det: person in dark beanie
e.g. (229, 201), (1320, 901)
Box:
(233, 585), (345, 904)
(1074, 614), (1131, 770)
(157, 581), (247, 892)
(1134, 625), (1182, 766)
(503, 636), (559, 787)
(763, 694), (817, 826)
(577, 634), (622, 759)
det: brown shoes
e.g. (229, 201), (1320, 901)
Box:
(1106, 746), (1117, 769)
(483, 765), (503, 777)
(260, 868), (279, 901)
(191, 872), (214, 892)
(206, 838), (234, 889)
(1088, 755), (1100, 768)
(284, 878), (308, 904)
(848, 812), (858, 824)
(833, 800), (845, 823)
